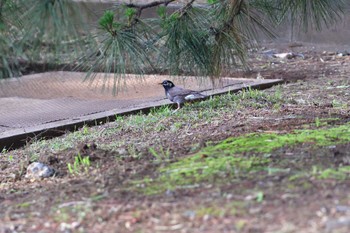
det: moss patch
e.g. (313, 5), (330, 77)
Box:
(204, 123), (350, 155)
(160, 154), (269, 185)
(133, 123), (350, 194)
(316, 165), (350, 180)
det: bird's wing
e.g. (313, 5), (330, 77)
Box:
(184, 92), (207, 100)
(168, 86), (200, 97)
(169, 86), (207, 104)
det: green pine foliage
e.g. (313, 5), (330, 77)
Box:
(0, 0), (346, 83)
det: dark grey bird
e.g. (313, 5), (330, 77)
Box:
(159, 80), (207, 112)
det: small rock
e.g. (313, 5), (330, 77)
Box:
(249, 207), (262, 214)
(273, 52), (294, 59)
(165, 189), (174, 197)
(336, 50), (350, 57)
(25, 162), (55, 179)
(336, 205), (350, 213)
(261, 49), (276, 58)
(294, 98), (306, 105)
(256, 72), (264, 80)
(325, 217), (350, 232)
(116, 147), (128, 156)
(272, 52), (304, 59)
(183, 210), (196, 219)
(203, 214), (210, 221)
(60, 221), (80, 231)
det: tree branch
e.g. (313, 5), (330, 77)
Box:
(125, 0), (177, 26)
(178, 0), (196, 16)
(211, 0), (246, 36)
(125, 0), (176, 11)
(126, 0), (197, 27)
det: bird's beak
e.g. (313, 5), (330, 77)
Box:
(158, 83), (163, 85)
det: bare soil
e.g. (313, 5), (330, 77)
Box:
(1, 44), (350, 233)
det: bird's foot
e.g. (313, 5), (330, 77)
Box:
(172, 103), (181, 113)
(172, 108), (180, 113)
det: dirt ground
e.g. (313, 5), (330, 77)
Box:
(1, 43), (350, 233)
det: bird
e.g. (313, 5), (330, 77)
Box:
(159, 80), (207, 112)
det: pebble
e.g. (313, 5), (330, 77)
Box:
(325, 217), (350, 232)
(183, 210), (196, 219)
(336, 205), (350, 213)
(165, 189), (174, 197)
(25, 162), (55, 179)
(116, 148), (128, 156)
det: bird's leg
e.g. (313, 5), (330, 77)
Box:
(172, 103), (181, 113)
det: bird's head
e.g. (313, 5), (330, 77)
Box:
(159, 80), (175, 90)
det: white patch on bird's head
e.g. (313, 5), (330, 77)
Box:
(161, 80), (175, 88)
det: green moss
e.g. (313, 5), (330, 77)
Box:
(203, 123), (350, 155)
(196, 206), (226, 218)
(159, 154), (269, 185)
(134, 153), (268, 195)
(317, 166), (350, 180)
(195, 201), (247, 218)
(133, 123), (350, 195)
(16, 202), (32, 208)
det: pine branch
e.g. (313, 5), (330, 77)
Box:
(177, 0), (196, 16)
(125, 0), (176, 10)
(211, 0), (245, 36)
(124, 0), (176, 27)
(126, 0), (197, 28)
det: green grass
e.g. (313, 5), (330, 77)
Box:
(16, 201), (33, 208)
(67, 153), (91, 175)
(51, 202), (92, 225)
(27, 125), (101, 153)
(159, 153), (269, 185)
(16, 88), (285, 158)
(196, 87), (284, 110)
(314, 165), (350, 180)
(149, 146), (171, 163)
(4, 87), (349, 195)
